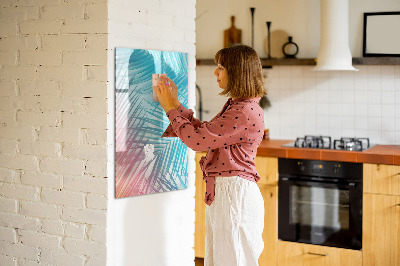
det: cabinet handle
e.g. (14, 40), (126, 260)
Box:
(307, 252), (328, 256)
(397, 204), (400, 207)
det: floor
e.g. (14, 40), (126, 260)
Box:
(195, 257), (204, 266)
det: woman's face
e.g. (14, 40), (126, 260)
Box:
(214, 64), (228, 89)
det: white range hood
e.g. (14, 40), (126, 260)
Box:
(314, 0), (358, 71)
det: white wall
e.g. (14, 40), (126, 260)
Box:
(196, 0), (319, 59)
(264, 65), (400, 144)
(107, 1), (197, 266)
(196, 0), (400, 58)
(196, 0), (400, 145)
(197, 64), (400, 145)
(0, 1), (108, 265)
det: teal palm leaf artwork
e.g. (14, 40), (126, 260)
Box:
(115, 48), (188, 198)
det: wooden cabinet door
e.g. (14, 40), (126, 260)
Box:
(363, 193), (400, 266)
(259, 185), (278, 266)
(276, 241), (362, 266)
(195, 152), (207, 258)
(364, 164), (400, 196)
(255, 156), (278, 186)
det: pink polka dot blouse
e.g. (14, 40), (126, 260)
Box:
(162, 97), (265, 205)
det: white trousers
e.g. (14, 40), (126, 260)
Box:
(205, 176), (264, 266)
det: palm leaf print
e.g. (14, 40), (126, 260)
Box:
(115, 48), (189, 198)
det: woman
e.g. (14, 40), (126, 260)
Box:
(154, 44), (267, 266)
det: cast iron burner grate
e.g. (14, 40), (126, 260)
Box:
(333, 137), (370, 151)
(288, 136), (372, 151)
(295, 135), (332, 149)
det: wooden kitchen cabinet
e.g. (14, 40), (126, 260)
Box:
(364, 163), (400, 196)
(256, 156), (278, 266)
(363, 163), (400, 266)
(255, 156), (278, 186)
(258, 184), (278, 266)
(363, 193), (400, 266)
(276, 241), (362, 266)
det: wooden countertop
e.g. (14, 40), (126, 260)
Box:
(256, 139), (400, 165)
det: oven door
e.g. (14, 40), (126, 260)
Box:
(278, 176), (362, 250)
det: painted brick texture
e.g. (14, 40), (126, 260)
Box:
(0, 0), (108, 265)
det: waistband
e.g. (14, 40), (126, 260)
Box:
(215, 175), (243, 184)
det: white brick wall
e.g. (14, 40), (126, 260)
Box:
(0, 0), (108, 265)
(1, 0), (198, 264)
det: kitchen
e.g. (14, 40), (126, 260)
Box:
(195, 0), (400, 265)
(0, 0), (398, 265)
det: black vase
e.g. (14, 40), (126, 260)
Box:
(282, 36), (299, 58)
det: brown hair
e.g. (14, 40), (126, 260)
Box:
(214, 44), (267, 99)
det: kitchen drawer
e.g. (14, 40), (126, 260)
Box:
(276, 241), (362, 266)
(364, 164), (400, 196)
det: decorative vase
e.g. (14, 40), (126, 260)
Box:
(282, 36), (299, 58)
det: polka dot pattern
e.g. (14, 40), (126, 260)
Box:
(161, 97), (265, 206)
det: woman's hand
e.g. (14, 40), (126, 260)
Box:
(165, 77), (180, 108)
(153, 76), (175, 113)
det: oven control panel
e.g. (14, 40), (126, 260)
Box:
(280, 158), (362, 180)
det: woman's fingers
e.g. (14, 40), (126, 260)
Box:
(153, 86), (159, 95)
(165, 77), (178, 90)
(158, 82), (168, 92)
(155, 82), (168, 94)
(157, 77), (167, 88)
(165, 76), (172, 82)
(159, 77), (173, 91)
(163, 77), (177, 94)
(161, 77), (178, 105)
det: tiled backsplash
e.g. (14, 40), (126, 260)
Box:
(196, 65), (400, 145)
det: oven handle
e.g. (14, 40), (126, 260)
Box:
(280, 177), (357, 189)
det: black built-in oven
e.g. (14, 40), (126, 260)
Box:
(278, 158), (363, 250)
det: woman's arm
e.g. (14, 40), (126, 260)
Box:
(161, 102), (203, 138)
(164, 107), (249, 152)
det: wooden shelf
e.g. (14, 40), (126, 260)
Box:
(352, 57), (400, 65)
(260, 58), (316, 67)
(196, 58), (315, 68)
(196, 57), (400, 67)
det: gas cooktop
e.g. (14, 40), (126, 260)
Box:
(282, 135), (375, 151)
